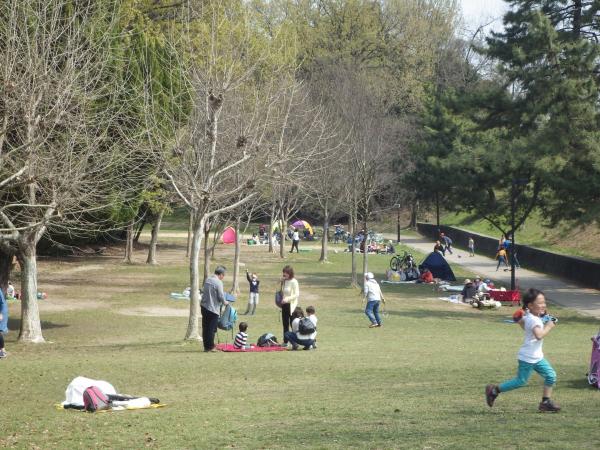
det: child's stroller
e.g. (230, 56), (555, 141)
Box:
(587, 330), (600, 388)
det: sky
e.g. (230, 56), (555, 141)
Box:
(458, 0), (509, 34)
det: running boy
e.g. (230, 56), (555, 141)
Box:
(234, 322), (250, 350)
(243, 269), (259, 315)
(485, 288), (560, 412)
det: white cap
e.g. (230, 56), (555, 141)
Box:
(365, 272), (374, 280)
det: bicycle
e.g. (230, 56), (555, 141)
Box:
(389, 251), (417, 272)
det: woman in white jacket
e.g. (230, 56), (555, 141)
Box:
(280, 265), (299, 343)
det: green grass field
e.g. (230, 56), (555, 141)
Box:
(2, 236), (600, 449)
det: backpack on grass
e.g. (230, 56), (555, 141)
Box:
(298, 317), (316, 335)
(257, 333), (278, 347)
(83, 386), (111, 412)
(218, 304), (237, 331)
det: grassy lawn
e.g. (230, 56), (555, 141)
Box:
(2, 237), (600, 449)
(442, 211), (600, 263)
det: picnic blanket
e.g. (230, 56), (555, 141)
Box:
(438, 296), (467, 305)
(381, 280), (417, 285)
(438, 285), (463, 292)
(216, 343), (287, 352)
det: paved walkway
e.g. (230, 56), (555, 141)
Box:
(400, 234), (600, 320)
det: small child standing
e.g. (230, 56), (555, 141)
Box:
(485, 288), (560, 412)
(243, 269), (259, 315)
(468, 236), (475, 257)
(234, 322), (250, 350)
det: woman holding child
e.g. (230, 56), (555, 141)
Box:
(280, 265), (299, 344)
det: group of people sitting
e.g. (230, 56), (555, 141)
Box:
(460, 276), (495, 302)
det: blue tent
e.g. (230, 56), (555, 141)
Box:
(419, 252), (456, 281)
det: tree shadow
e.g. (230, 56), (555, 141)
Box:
(345, 307), (483, 321)
(7, 318), (69, 330)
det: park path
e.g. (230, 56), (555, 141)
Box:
(398, 233), (600, 319)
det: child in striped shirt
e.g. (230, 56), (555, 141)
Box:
(234, 322), (250, 349)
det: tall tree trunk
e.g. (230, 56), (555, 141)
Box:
(410, 200), (419, 229)
(231, 217), (242, 295)
(573, 0), (582, 37)
(17, 239), (44, 342)
(133, 217), (146, 244)
(0, 246), (14, 293)
(350, 209), (358, 288)
(123, 220), (134, 263)
(435, 192), (440, 230)
(268, 206), (275, 253)
(362, 217), (368, 276)
(186, 214), (204, 341)
(279, 210), (286, 259)
(186, 210), (193, 258)
(319, 212), (329, 262)
(146, 210), (164, 265)
(203, 221), (211, 285)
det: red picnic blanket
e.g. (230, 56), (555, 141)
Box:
(215, 343), (287, 352)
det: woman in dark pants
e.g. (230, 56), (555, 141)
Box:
(280, 265), (299, 343)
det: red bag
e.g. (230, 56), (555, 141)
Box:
(83, 386), (111, 412)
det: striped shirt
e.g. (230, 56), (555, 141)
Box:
(234, 331), (248, 349)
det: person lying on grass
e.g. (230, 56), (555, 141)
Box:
(486, 288), (560, 412)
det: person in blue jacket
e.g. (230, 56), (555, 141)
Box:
(0, 287), (8, 358)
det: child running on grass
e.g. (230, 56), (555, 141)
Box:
(485, 288), (560, 412)
(234, 322), (250, 350)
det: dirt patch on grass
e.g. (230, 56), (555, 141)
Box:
(38, 299), (106, 312)
(118, 306), (188, 317)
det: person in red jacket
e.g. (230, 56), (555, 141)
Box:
(419, 268), (434, 283)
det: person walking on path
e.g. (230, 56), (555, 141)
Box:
(243, 269), (259, 315)
(290, 228), (300, 253)
(280, 265), (299, 344)
(440, 233), (453, 255)
(363, 272), (385, 328)
(485, 288), (560, 412)
(496, 247), (509, 271)
(200, 266), (228, 352)
(468, 236), (475, 257)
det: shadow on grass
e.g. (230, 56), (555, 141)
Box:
(7, 318), (69, 330)
(345, 307), (483, 321)
(562, 377), (596, 390)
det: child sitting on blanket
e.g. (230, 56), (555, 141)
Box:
(234, 322), (250, 350)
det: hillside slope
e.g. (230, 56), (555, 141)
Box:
(441, 212), (600, 262)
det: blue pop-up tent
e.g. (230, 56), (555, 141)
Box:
(419, 252), (456, 281)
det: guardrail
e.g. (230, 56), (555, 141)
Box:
(417, 222), (600, 290)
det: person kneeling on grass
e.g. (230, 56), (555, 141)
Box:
(363, 272), (384, 328)
(284, 306), (318, 350)
(234, 322), (250, 350)
(485, 288), (560, 412)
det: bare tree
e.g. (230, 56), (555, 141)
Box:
(0, 1), (145, 342)
(264, 80), (335, 258)
(161, 1), (291, 340)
